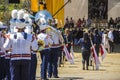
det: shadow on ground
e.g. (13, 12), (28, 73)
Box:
(49, 77), (83, 80)
(36, 77), (83, 80)
(113, 44), (120, 53)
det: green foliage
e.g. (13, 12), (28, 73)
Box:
(0, 0), (31, 21)
(0, 5), (4, 11)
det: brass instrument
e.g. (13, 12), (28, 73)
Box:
(35, 10), (64, 46)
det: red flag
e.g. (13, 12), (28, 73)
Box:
(90, 40), (100, 70)
(91, 46), (100, 65)
(63, 45), (74, 64)
(100, 44), (107, 61)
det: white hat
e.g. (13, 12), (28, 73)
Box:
(11, 9), (18, 19)
(17, 10), (24, 19)
(10, 9), (18, 27)
(24, 13), (33, 26)
(24, 13), (29, 21)
(16, 10), (26, 29)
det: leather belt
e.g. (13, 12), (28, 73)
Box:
(11, 54), (31, 58)
(0, 52), (5, 57)
(52, 44), (60, 46)
(45, 45), (49, 48)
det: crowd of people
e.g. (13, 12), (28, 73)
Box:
(108, 17), (120, 29)
(64, 17), (92, 29)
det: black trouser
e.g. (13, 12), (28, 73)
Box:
(58, 47), (63, 67)
(40, 49), (50, 79)
(10, 60), (31, 80)
(5, 59), (11, 80)
(82, 49), (90, 69)
(0, 57), (6, 80)
(109, 40), (114, 53)
(48, 48), (59, 78)
(30, 54), (37, 80)
(67, 43), (71, 53)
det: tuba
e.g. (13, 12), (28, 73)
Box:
(35, 10), (64, 45)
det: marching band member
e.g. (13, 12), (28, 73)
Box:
(3, 10), (38, 80)
(37, 25), (53, 80)
(35, 8), (63, 79)
(47, 29), (61, 78)
(0, 21), (6, 80)
(24, 13), (37, 80)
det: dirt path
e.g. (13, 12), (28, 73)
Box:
(36, 53), (120, 80)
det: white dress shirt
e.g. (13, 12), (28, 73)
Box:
(37, 33), (53, 49)
(3, 32), (38, 60)
(108, 31), (114, 42)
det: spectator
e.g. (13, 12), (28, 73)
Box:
(108, 17), (114, 28)
(76, 18), (82, 28)
(69, 17), (74, 28)
(86, 18), (92, 28)
(64, 17), (70, 29)
(108, 28), (114, 53)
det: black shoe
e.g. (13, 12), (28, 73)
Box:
(41, 78), (49, 80)
(59, 64), (61, 67)
(53, 76), (59, 78)
(83, 67), (85, 70)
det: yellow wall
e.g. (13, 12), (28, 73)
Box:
(46, 0), (64, 28)
(31, 0), (39, 12)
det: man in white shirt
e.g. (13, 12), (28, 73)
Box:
(108, 28), (114, 53)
